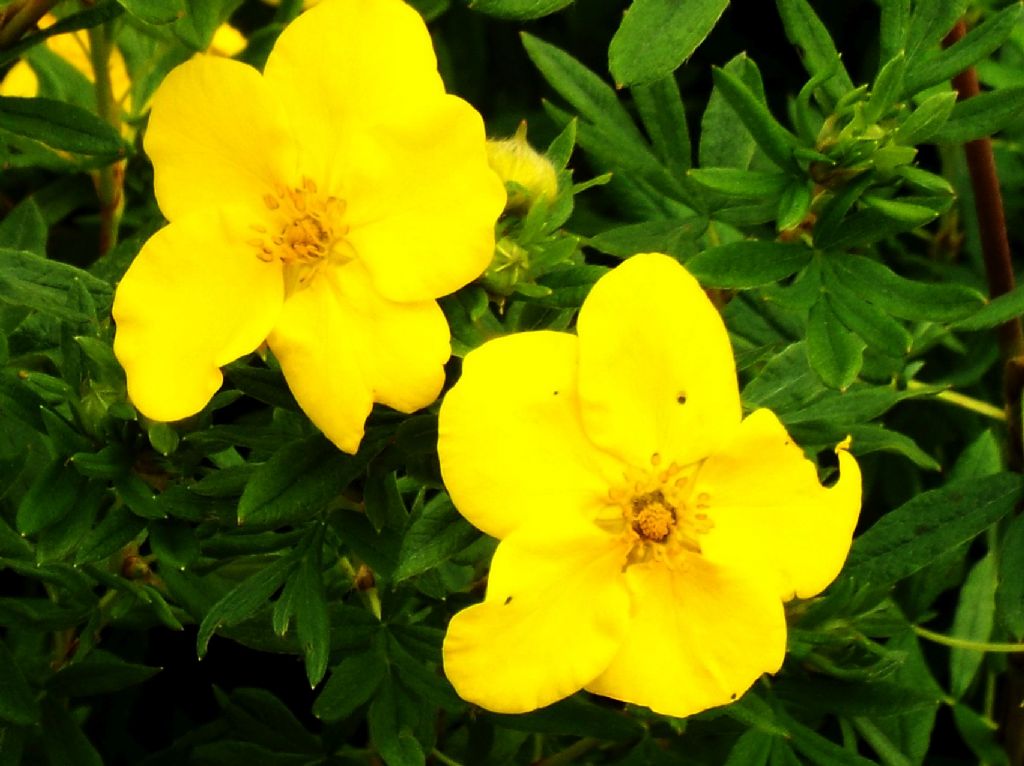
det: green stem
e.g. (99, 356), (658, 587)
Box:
(851, 718), (914, 766)
(905, 381), (1006, 421)
(534, 738), (600, 766)
(87, 21), (123, 256)
(913, 625), (1024, 653)
(430, 749), (465, 766)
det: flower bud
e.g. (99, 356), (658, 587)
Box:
(486, 122), (558, 213)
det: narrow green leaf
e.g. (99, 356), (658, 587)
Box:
(846, 424), (940, 471)
(468, 0), (571, 20)
(700, 53), (765, 169)
(806, 297), (865, 390)
(998, 514), (1024, 640)
(904, 0), (971, 67)
(894, 91), (957, 145)
(0, 248), (113, 320)
(46, 650), (160, 697)
(953, 704), (1011, 766)
(17, 460), (85, 536)
(492, 695), (644, 740)
(775, 0), (855, 105)
(879, 0), (910, 65)
(238, 434), (366, 527)
(776, 180), (813, 231)
(0, 199), (47, 255)
(865, 51), (906, 123)
(828, 254), (985, 322)
(687, 240), (812, 288)
(0, 640), (39, 725)
(687, 168), (789, 198)
(777, 676), (941, 717)
(197, 552), (299, 657)
(949, 553), (997, 699)
(369, 679), (426, 766)
(295, 542), (330, 687)
(631, 76), (692, 174)
(826, 279), (912, 355)
(711, 65), (800, 169)
(115, 0), (184, 24)
(955, 283), (1024, 331)
(74, 506), (145, 565)
(903, 5), (1021, 95)
(40, 698), (102, 766)
(609, 0), (729, 86)
(393, 494), (479, 582)
(783, 714), (877, 766)
(313, 649), (386, 721)
(586, 216), (706, 259)
(929, 86), (1024, 144)
(724, 729), (773, 766)
(844, 472), (1023, 587)
(521, 33), (643, 143)
(0, 96), (125, 156)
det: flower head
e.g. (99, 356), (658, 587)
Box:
(112, 0), (505, 453)
(439, 253), (861, 717)
(486, 122), (558, 212)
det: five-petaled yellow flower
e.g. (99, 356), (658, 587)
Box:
(112, 0), (505, 453)
(439, 253), (862, 717)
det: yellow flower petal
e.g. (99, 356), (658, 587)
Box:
(267, 261), (449, 454)
(576, 253), (742, 469)
(262, 0), (503, 302)
(344, 98), (506, 303)
(443, 520), (630, 714)
(0, 60), (38, 97)
(113, 209), (284, 421)
(696, 409), (862, 600)
(261, 0), (443, 181)
(144, 55), (297, 222)
(438, 332), (624, 540)
(586, 556), (786, 718)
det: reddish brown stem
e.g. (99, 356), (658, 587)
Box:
(0, 0), (58, 49)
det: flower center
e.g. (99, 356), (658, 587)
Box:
(249, 177), (354, 285)
(604, 453), (715, 564)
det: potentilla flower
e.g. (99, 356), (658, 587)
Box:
(112, 0), (505, 453)
(439, 253), (861, 717)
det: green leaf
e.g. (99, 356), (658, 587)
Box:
(844, 472), (1023, 588)
(521, 33), (644, 144)
(929, 86), (1024, 143)
(806, 297), (865, 390)
(687, 241), (812, 288)
(823, 264), (912, 354)
(0, 249), (113, 320)
(294, 542), (330, 687)
(631, 76), (692, 175)
(879, 0), (910, 65)
(865, 52), (906, 123)
(710, 64), (799, 169)
(776, 676), (941, 717)
(0, 199), (47, 255)
(779, 714), (877, 766)
(46, 650), (160, 697)
(956, 283), (1024, 331)
(700, 53), (764, 169)
(0, 5), (124, 68)
(586, 216), (706, 259)
(174, 0), (242, 50)
(237, 434), (367, 527)
(0, 96), (125, 157)
(149, 519), (200, 570)
(197, 551), (300, 657)
(468, 0), (571, 20)
(724, 729), (773, 766)
(953, 704), (1011, 766)
(40, 698), (102, 766)
(903, 4), (1021, 96)
(17, 460), (86, 536)
(0, 640), (39, 725)
(894, 91), (957, 145)
(846, 424), (940, 471)
(393, 494), (479, 582)
(775, 0), (854, 106)
(998, 513), (1024, 640)
(492, 696), (643, 740)
(74, 506), (145, 565)
(369, 679), (425, 766)
(949, 553), (996, 699)
(115, 0), (184, 23)
(904, 0), (971, 67)
(687, 168), (789, 198)
(313, 648), (387, 721)
(776, 180), (813, 231)
(828, 254), (985, 322)
(609, 0), (729, 86)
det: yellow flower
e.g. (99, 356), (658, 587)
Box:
(112, 0), (505, 453)
(486, 122), (558, 211)
(439, 253), (861, 717)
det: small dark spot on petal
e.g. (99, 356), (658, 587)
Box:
(730, 692), (737, 700)
(504, 596), (513, 605)
(553, 390), (559, 396)
(676, 392), (687, 405)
